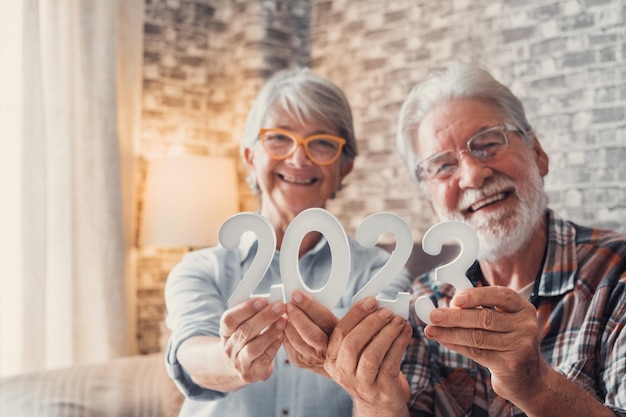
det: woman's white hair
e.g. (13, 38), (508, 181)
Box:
(240, 67), (357, 162)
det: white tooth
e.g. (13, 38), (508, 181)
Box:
(471, 192), (505, 211)
(283, 175), (313, 185)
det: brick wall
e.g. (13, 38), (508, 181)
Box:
(137, 0), (312, 353)
(136, 0), (626, 353)
(311, 0), (626, 237)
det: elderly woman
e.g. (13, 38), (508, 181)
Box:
(164, 68), (412, 417)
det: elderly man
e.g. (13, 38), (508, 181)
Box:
(321, 62), (626, 417)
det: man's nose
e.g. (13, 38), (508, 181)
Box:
(457, 152), (492, 189)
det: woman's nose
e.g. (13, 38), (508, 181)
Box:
(286, 143), (312, 167)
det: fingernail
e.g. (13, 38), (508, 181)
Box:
(362, 297), (377, 311)
(272, 302), (284, 313)
(253, 298), (267, 311)
(292, 291), (303, 303)
(275, 319), (286, 330)
(430, 309), (443, 323)
(392, 316), (405, 326)
(453, 292), (467, 307)
(378, 308), (393, 319)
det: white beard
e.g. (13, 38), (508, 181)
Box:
(431, 164), (547, 262)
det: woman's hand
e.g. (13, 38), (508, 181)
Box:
(283, 290), (339, 376)
(219, 297), (288, 384)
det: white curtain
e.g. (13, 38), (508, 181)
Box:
(0, 0), (144, 377)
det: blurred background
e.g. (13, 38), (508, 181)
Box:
(1, 0), (624, 377)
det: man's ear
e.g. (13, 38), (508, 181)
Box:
(532, 136), (549, 177)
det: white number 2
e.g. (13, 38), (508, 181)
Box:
(351, 212), (412, 319)
(414, 221), (478, 325)
(220, 213), (285, 308)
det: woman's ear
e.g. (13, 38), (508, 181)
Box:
(243, 147), (254, 170)
(243, 147), (259, 191)
(340, 160), (354, 180)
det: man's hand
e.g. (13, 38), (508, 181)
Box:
(283, 290), (338, 377)
(324, 297), (412, 417)
(219, 297), (287, 384)
(424, 286), (543, 404)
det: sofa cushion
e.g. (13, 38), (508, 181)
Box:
(0, 353), (177, 417)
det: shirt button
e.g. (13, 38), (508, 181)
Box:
(282, 409), (289, 415)
(284, 359), (290, 365)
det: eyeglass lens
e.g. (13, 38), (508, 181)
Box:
(418, 127), (508, 181)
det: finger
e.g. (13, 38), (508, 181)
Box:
(285, 302), (332, 352)
(326, 297), (378, 363)
(245, 336), (284, 383)
(237, 316), (286, 365)
(220, 297), (268, 338)
(224, 301), (287, 345)
(334, 307), (397, 368)
(355, 315), (408, 384)
(451, 286), (528, 313)
(283, 318), (319, 362)
(434, 340), (495, 368)
(379, 321), (413, 380)
(429, 306), (515, 332)
(425, 325), (522, 352)
(282, 334), (324, 371)
(290, 290), (338, 335)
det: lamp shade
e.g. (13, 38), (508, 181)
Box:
(140, 155), (240, 247)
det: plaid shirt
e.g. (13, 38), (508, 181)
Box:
(403, 209), (626, 416)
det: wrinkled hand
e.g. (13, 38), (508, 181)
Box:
(425, 286), (544, 403)
(283, 290), (339, 376)
(219, 297), (287, 384)
(324, 297), (412, 417)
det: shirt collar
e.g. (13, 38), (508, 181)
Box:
(537, 208), (578, 297)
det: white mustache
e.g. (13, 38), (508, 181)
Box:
(456, 175), (517, 211)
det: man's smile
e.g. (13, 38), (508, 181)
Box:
(467, 191), (511, 212)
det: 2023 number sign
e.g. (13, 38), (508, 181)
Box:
(219, 208), (478, 321)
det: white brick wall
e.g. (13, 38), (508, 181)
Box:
(136, 0), (626, 353)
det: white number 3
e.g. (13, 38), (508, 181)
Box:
(414, 221), (478, 325)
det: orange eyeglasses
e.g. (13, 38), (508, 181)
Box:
(258, 128), (346, 165)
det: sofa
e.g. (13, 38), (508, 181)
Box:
(0, 242), (457, 417)
(0, 352), (184, 417)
